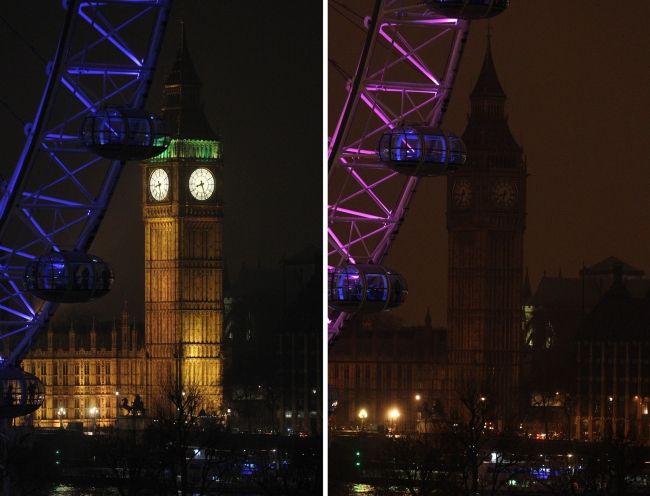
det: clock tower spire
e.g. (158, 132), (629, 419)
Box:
(143, 28), (224, 415)
(447, 33), (526, 424)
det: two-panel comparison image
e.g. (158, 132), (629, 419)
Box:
(0, 0), (647, 494)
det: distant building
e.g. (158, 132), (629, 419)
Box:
(223, 246), (321, 435)
(523, 257), (650, 440)
(279, 246), (321, 434)
(329, 312), (447, 432)
(22, 304), (144, 428)
(575, 275), (650, 442)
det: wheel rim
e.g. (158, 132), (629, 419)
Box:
(0, 0), (171, 365)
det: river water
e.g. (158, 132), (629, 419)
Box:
(48, 486), (119, 496)
(331, 483), (410, 495)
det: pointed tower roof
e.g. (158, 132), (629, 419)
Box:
(161, 21), (219, 141)
(461, 28), (523, 163)
(165, 20), (201, 87)
(470, 30), (506, 100)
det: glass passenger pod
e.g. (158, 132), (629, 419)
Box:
(328, 264), (408, 313)
(378, 126), (466, 177)
(24, 251), (114, 303)
(0, 367), (45, 418)
(426, 0), (509, 19)
(81, 107), (171, 160)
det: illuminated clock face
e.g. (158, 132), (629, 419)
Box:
(452, 179), (472, 208)
(149, 168), (169, 201)
(188, 168), (215, 200)
(492, 179), (517, 208)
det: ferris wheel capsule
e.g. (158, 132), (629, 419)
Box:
(0, 366), (45, 418)
(425, 0), (509, 19)
(81, 107), (171, 160)
(328, 264), (408, 314)
(24, 251), (114, 303)
(378, 125), (466, 177)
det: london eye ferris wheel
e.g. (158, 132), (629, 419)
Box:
(0, 0), (171, 417)
(328, 0), (509, 343)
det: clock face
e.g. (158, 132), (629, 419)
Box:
(492, 179), (517, 208)
(188, 168), (215, 201)
(452, 179), (472, 208)
(149, 168), (169, 201)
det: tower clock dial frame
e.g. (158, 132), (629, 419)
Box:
(188, 167), (215, 201)
(491, 179), (517, 208)
(452, 178), (472, 209)
(149, 168), (170, 201)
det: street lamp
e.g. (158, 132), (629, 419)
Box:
(414, 394), (423, 433)
(57, 407), (66, 429)
(388, 407), (400, 434)
(358, 408), (368, 431)
(89, 406), (99, 432)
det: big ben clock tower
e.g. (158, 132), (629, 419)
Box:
(143, 30), (223, 414)
(447, 34), (525, 422)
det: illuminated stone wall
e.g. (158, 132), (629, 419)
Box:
(22, 308), (145, 429)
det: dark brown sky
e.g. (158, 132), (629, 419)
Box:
(329, 1), (650, 327)
(1, 1), (322, 322)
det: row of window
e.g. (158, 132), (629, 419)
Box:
(24, 361), (145, 387)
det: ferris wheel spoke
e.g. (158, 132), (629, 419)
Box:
(366, 80), (439, 94)
(339, 224), (390, 254)
(359, 93), (393, 127)
(0, 274), (36, 316)
(0, 324), (32, 341)
(0, 302), (34, 322)
(340, 168), (398, 208)
(328, 228), (356, 264)
(2, 282), (36, 318)
(377, 27), (442, 85)
(20, 192), (90, 209)
(38, 149), (98, 202)
(18, 208), (89, 248)
(78, 4), (148, 67)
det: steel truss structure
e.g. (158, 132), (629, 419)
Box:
(0, 0), (171, 365)
(328, 0), (470, 341)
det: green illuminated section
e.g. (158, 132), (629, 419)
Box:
(150, 139), (222, 162)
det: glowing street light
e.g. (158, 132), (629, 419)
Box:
(414, 394), (421, 401)
(89, 406), (99, 432)
(388, 407), (400, 434)
(358, 408), (368, 430)
(57, 407), (66, 429)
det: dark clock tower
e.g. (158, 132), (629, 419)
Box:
(143, 31), (224, 415)
(447, 35), (526, 422)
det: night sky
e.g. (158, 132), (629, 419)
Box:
(329, 1), (650, 327)
(0, 1), (322, 323)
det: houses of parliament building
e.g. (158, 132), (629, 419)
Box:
(22, 34), (225, 428)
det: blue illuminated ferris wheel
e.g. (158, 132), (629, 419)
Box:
(0, 0), (171, 395)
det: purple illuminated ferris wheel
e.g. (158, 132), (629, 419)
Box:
(0, 0), (171, 387)
(328, 0), (508, 342)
